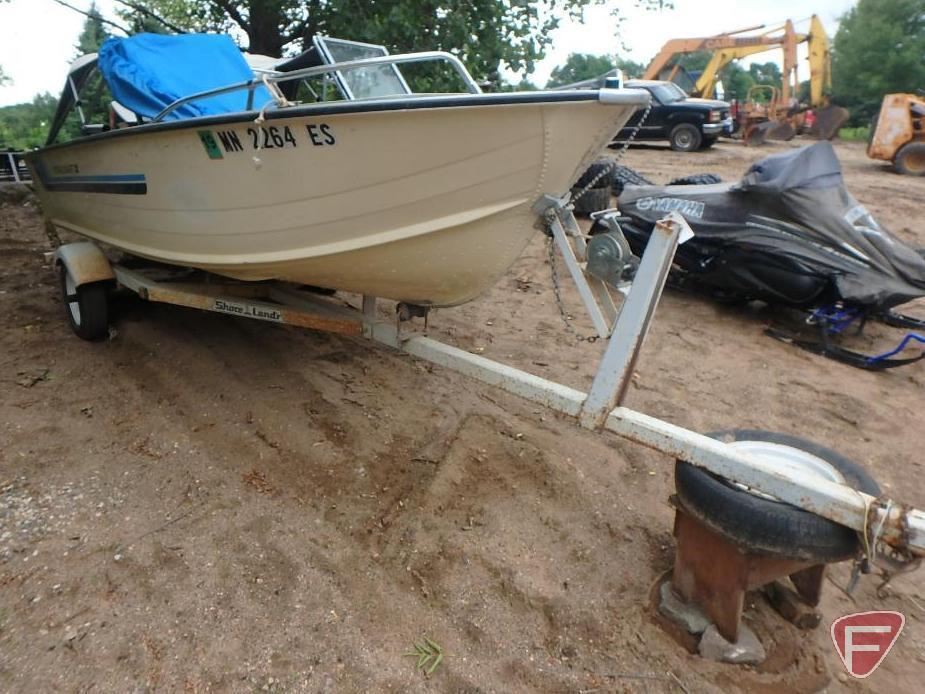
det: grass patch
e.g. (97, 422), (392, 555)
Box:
(839, 126), (870, 141)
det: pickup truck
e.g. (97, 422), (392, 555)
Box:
(617, 80), (733, 152)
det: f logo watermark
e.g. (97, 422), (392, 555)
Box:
(831, 611), (905, 678)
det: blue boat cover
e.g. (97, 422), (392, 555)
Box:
(98, 33), (273, 120)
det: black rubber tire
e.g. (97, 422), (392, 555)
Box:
(675, 429), (880, 562)
(575, 158), (614, 188)
(669, 123), (702, 152)
(59, 268), (109, 341)
(700, 136), (718, 150)
(570, 185), (612, 217)
(894, 141), (925, 176)
(668, 173), (723, 186)
(611, 165), (654, 197)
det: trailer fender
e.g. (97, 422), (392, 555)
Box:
(53, 242), (115, 287)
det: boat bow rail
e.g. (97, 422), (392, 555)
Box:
(153, 50), (483, 121)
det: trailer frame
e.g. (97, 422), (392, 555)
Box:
(50, 202), (925, 562)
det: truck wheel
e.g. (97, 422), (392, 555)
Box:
(894, 142), (925, 176)
(59, 266), (109, 341)
(675, 429), (880, 562)
(669, 123), (702, 152)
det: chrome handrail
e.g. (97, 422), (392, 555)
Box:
(152, 50), (481, 122)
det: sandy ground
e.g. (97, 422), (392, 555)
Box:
(1, 139), (924, 693)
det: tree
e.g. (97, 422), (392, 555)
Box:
(613, 57), (645, 79)
(0, 93), (60, 149)
(134, 0), (663, 85)
(720, 62), (754, 101)
(73, 3), (111, 125)
(748, 61), (781, 87)
(833, 0), (925, 123)
(546, 53), (615, 87)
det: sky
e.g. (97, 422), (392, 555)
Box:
(0, 0), (856, 107)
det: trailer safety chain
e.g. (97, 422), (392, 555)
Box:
(545, 235), (598, 343)
(545, 96), (652, 341)
(569, 98), (652, 208)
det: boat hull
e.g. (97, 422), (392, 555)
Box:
(28, 92), (644, 306)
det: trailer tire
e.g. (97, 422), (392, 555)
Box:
(59, 267), (109, 341)
(669, 123), (702, 152)
(675, 429), (879, 562)
(668, 173), (723, 186)
(894, 142), (925, 176)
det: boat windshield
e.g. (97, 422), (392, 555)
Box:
(315, 37), (410, 99)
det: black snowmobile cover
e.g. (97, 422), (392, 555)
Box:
(619, 142), (925, 307)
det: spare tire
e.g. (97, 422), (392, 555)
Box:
(675, 429), (879, 562)
(611, 165), (654, 197)
(668, 173), (723, 186)
(575, 158), (614, 188)
(570, 185), (612, 217)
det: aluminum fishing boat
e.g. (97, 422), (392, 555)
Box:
(27, 33), (647, 306)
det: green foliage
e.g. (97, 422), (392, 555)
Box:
(137, 0), (664, 85)
(545, 54), (645, 88)
(839, 125), (871, 141)
(74, 3), (112, 126)
(748, 61), (781, 86)
(0, 93), (60, 149)
(546, 53), (615, 87)
(613, 57), (646, 79)
(833, 0), (925, 124)
(720, 63), (753, 101)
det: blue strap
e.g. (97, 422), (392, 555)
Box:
(866, 332), (925, 365)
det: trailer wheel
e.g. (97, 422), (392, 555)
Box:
(894, 142), (925, 176)
(669, 123), (702, 152)
(675, 429), (880, 562)
(59, 266), (109, 341)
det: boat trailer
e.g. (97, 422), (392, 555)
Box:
(51, 200), (925, 655)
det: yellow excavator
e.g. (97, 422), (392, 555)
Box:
(643, 16), (848, 143)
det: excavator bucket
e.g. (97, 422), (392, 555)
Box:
(765, 120), (796, 141)
(808, 106), (850, 140)
(744, 120), (794, 145)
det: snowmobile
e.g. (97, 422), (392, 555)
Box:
(600, 142), (925, 369)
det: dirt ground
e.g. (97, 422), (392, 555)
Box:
(1, 139), (924, 693)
